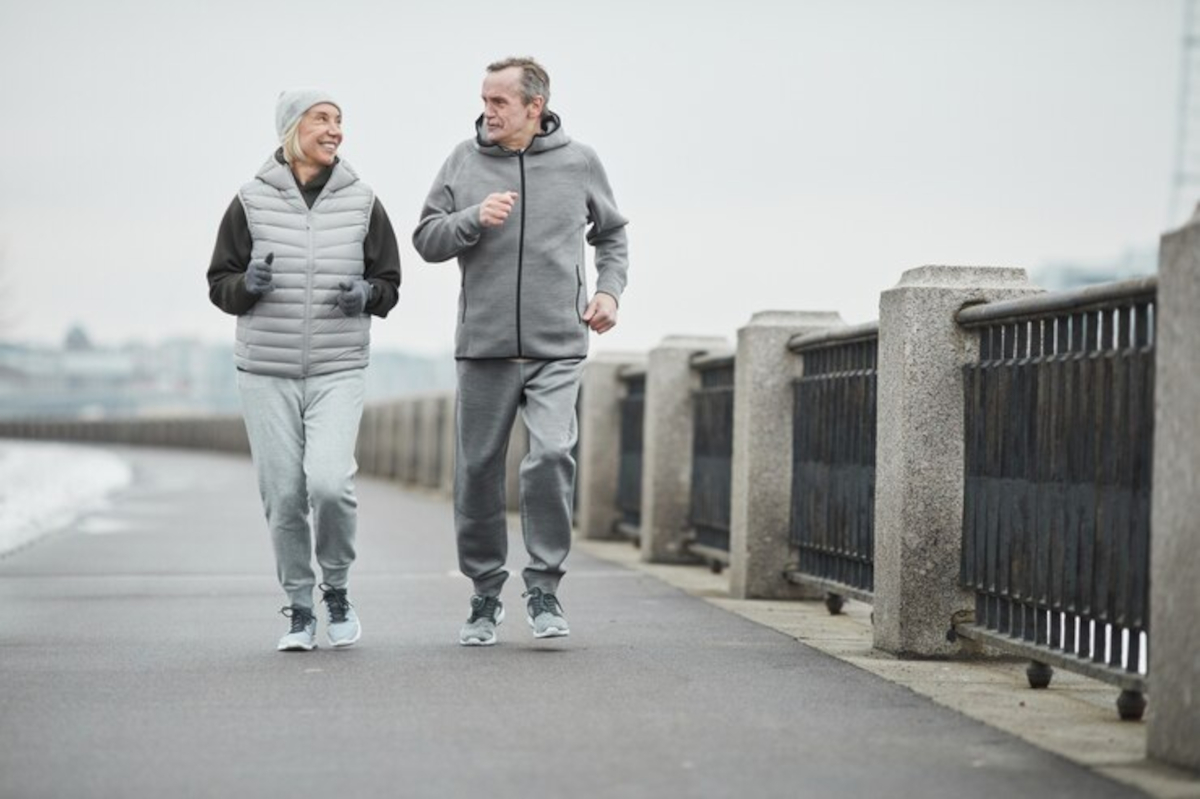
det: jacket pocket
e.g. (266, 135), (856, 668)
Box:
(575, 263), (584, 325)
(460, 269), (468, 324)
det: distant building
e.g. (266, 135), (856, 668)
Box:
(0, 328), (455, 420)
(1031, 247), (1157, 292)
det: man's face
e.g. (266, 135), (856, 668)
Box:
(296, 103), (342, 167)
(481, 68), (540, 150)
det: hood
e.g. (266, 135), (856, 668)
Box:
(475, 111), (570, 156)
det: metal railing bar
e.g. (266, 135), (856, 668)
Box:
(788, 321), (880, 353)
(953, 623), (1147, 692)
(784, 571), (875, 605)
(618, 365), (647, 380)
(956, 276), (1157, 328)
(689, 351), (736, 370)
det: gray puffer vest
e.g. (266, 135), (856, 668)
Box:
(236, 156), (375, 378)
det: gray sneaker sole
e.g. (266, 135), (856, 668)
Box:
(277, 638), (316, 652)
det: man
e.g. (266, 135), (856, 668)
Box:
(413, 57), (629, 646)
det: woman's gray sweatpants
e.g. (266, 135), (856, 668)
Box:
(455, 358), (583, 598)
(237, 368), (365, 609)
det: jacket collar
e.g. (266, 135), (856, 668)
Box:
(474, 111), (569, 156)
(256, 149), (359, 197)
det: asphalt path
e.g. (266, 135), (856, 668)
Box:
(0, 446), (1144, 798)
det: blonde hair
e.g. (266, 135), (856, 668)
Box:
(281, 117), (305, 164)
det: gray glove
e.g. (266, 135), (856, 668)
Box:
(245, 252), (275, 295)
(337, 279), (372, 316)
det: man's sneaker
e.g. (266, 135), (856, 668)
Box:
(320, 583), (361, 648)
(459, 594), (504, 646)
(524, 587), (569, 639)
(278, 605), (317, 651)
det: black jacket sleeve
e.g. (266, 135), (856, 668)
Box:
(206, 197), (259, 316)
(364, 198), (401, 318)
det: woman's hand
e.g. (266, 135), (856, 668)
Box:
(337, 279), (373, 316)
(245, 252), (275, 295)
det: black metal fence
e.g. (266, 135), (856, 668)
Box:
(787, 324), (879, 612)
(687, 354), (735, 570)
(615, 368), (646, 542)
(955, 277), (1156, 720)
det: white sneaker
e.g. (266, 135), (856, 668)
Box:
(277, 606), (317, 651)
(321, 584), (361, 648)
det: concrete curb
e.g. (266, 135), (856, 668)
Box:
(575, 538), (1200, 799)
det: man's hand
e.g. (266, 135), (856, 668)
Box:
(479, 191), (518, 228)
(337, 279), (372, 317)
(582, 292), (618, 334)
(245, 252), (275, 295)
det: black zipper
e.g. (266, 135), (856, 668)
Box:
(516, 152), (527, 357)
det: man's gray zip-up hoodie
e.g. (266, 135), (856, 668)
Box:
(413, 113), (629, 360)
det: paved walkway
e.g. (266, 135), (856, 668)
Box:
(0, 446), (1178, 798)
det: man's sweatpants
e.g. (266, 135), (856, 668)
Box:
(237, 368), (365, 609)
(455, 358), (583, 597)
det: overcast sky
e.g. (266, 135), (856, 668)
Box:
(0, 0), (1182, 357)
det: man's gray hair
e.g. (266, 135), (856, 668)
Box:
(487, 56), (550, 108)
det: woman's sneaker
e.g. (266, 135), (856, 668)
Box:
(277, 605), (317, 651)
(459, 594), (504, 646)
(320, 584), (361, 648)
(524, 587), (569, 639)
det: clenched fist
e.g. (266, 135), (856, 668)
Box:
(583, 292), (618, 334)
(479, 191), (518, 228)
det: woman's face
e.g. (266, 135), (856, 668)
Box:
(296, 103), (342, 167)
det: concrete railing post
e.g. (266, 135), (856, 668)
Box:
(400, 400), (420, 485)
(873, 266), (1038, 657)
(398, 401), (412, 480)
(640, 335), (730, 563)
(439, 393), (455, 497)
(408, 398), (424, 485)
(379, 401), (398, 482)
(417, 395), (441, 489)
(1148, 220), (1200, 772)
(379, 404), (395, 477)
(406, 397), (425, 484)
(577, 353), (646, 540)
(728, 311), (844, 600)
(372, 403), (394, 478)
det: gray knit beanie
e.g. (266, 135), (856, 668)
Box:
(275, 88), (340, 141)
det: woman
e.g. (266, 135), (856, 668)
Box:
(207, 89), (401, 651)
